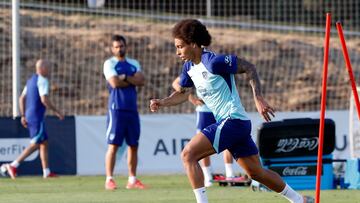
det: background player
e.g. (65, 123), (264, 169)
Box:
(103, 35), (146, 190)
(1, 59), (64, 179)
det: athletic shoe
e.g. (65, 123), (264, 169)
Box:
(105, 179), (117, 190)
(0, 164), (7, 177)
(126, 179), (147, 189)
(226, 176), (247, 182)
(5, 164), (17, 179)
(204, 180), (213, 187)
(303, 195), (315, 203)
(212, 174), (226, 181)
(44, 172), (58, 179)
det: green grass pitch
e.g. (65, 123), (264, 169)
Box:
(0, 175), (357, 203)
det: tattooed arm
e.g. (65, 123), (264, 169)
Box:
(237, 58), (275, 121)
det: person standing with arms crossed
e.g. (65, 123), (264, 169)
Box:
(172, 76), (237, 187)
(103, 35), (146, 190)
(150, 19), (314, 203)
(1, 59), (64, 179)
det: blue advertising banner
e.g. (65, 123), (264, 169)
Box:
(0, 116), (76, 176)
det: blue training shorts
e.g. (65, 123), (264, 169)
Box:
(106, 109), (140, 146)
(28, 121), (48, 144)
(201, 118), (258, 159)
(196, 111), (216, 132)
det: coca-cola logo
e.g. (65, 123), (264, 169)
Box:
(275, 137), (318, 153)
(269, 165), (318, 176)
(282, 166), (308, 176)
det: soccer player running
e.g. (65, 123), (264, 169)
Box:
(103, 35), (146, 190)
(172, 77), (238, 187)
(1, 59), (64, 179)
(150, 19), (314, 203)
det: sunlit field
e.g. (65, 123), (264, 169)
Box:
(0, 175), (356, 203)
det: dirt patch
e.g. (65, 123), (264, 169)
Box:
(1, 8), (359, 116)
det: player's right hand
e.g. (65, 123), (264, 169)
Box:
(150, 99), (161, 112)
(21, 116), (28, 128)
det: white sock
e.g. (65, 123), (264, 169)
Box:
(43, 168), (50, 178)
(10, 160), (19, 168)
(279, 184), (303, 203)
(128, 176), (136, 184)
(106, 176), (113, 182)
(201, 167), (212, 182)
(193, 187), (208, 203)
(225, 163), (234, 178)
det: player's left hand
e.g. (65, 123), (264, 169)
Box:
(254, 96), (275, 122)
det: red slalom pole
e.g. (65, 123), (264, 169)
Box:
(336, 22), (360, 120)
(315, 13), (331, 203)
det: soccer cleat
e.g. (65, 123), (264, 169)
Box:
(303, 195), (315, 203)
(226, 176), (247, 182)
(126, 179), (147, 189)
(105, 179), (117, 190)
(204, 180), (213, 187)
(212, 174), (226, 181)
(44, 172), (58, 179)
(0, 164), (7, 177)
(5, 164), (17, 179)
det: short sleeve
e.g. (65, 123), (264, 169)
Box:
(103, 59), (118, 80)
(126, 58), (141, 72)
(37, 76), (49, 96)
(179, 62), (194, 88)
(208, 54), (238, 74)
(21, 86), (27, 96)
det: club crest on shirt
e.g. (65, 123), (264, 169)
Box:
(224, 55), (232, 66)
(202, 71), (208, 79)
(109, 133), (115, 140)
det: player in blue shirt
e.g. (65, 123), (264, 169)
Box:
(1, 59), (64, 179)
(103, 35), (146, 190)
(150, 19), (314, 203)
(172, 77), (238, 187)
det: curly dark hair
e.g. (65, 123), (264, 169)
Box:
(172, 19), (211, 47)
